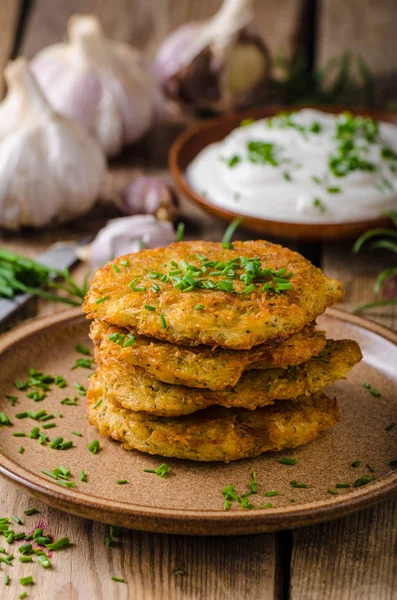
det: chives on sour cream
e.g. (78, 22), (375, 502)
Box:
(186, 109), (397, 223)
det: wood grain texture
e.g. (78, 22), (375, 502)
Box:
(290, 497), (397, 600)
(317, 0), (397, 102)
(21, 0), (306, 61)
(1, 478), (276, 600)
(0, 0), (20, 97)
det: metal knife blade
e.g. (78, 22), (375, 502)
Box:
(0, 241), (83, 329)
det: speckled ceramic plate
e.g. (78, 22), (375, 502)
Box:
(0, 308), (396, 535)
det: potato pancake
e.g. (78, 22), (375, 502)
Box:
(83, 240), (343, 349)
(87, 376), (339, 462)
(94, 339), (362, 416)
(90, 320), (326, 390)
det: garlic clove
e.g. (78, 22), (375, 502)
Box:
(0, 58), (106, 230)
(155, 0), (270, 113)
(31, 14), (164, 157)
(77, 215), (176, 269)
(121, 176), (178, 222)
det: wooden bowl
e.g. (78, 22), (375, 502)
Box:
(169, 105), (397, 242)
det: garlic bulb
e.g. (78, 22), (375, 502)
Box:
(77, 215), (176, 269)
(0, 58), (105, 230)
(31, 15), (164, 157)
(121, 176), (178, 221)
(155, 0), (270, 113)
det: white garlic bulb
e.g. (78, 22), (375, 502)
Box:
(77, 215), (176, 269)
(155, 0), (270, 113)
(0, 58), (105, 230)
(31, 14), (164, 157)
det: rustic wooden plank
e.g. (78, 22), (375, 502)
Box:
(322, 242), (397, 331)
(0, 477), (277, 600)
(290, 497), (397, 600)
(0, 0), (20, 97)
(317, 0), (397, 101)
(21, 0), (306, 62)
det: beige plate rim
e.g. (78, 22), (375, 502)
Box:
(0, 308), (396, 535)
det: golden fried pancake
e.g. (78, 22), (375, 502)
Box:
(83, 241), (343, 349)
(94, 339), (362, 416)
(87, 376), (339, 462)
(90, 320), (327, 390)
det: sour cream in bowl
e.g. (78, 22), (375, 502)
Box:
(186, 109), (397, 224)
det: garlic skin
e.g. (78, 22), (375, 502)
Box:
(78, 215), (176, 269)
(121, 176), (178, 222)
(31, 15), (164, 157)
(0, 58), (105, 230)
(155, 0), (270, 113)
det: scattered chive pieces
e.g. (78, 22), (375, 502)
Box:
(120, 260), (130, 266)
(0, 412), (12, 426)
(160, 314), (166, 329)
(290, 480), (307, 489)
(16, 412), (28, 419)
(143, 469), (155, 474)
(336, 483), (350, 488)
(88, 440), (100, 454)
(111, 577), (126, 583)
(5, 574), (10, 585)
(41, 470), (58, 480)
(385, 422), (396, 431)
(112, 264), (120, 273)
(75, 344), (90, 355)
(79, 470), (87, 482)
(265, 490), (278, 497)
(37, 554), (51, 569)
(176, 222), (185, 242)
(105, 536), (114, 547)
(14, 533), (26, 541)
(354, 474), (376, 487)
(19, 556), (33, 563)
(95, 296), (109, 304)
(173, 568), (185, 576)
(6, 395), (17, 406)
(93, 399), (102, 410)
(19, 446), (24, 454)
(280, 457), (296, 465)
(367, 463), (375, 473)
(13, 433), (26, 437)
(12, 516), (23, 525)
(59, 441), (73, 450)
(72, 358), (94, 370)
(194, 304), (204, 310)
(117, 480), (128, 485)
(19, 576), (34, 586)
(110, 525), (120, 538)
(264, 503), (273, 509)
(23, 509), (39, 516)
(363, 382), (381, 397)
(351, 460), (361, 468)
(19, 543), (33, 555)
(144, 305), (156, 312)
(45, 537), (70, 551)
(328, 489), (339, 495)
(49, 436), (63, 449)
(19, 594), (28, 599)
(72, 431), (82, 437)
(155, 463), (169, 477)
(42, 423), (56, 430)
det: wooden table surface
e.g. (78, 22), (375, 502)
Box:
(0, 1), (396, 599)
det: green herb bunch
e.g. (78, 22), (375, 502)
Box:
(0, 247), (88, 306)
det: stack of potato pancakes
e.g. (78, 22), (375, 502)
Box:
(83, 240), (362, 463)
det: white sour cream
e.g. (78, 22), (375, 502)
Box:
(186, 109), (397, 223)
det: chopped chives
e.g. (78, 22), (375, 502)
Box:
(385, 422), (396, 431)
(79, 470), (87, 482)
(351, 460), (361, 468)
(328, 489), (339, 495)
(4, 574), (10, 585)
(0, 412), (12, 426)
(95, 296), (109, 304)
(111, 576), (126, 583)
(19, 576), (34, 585)
(59, 441), (73, 450)
(152, 283), (160, 293)
(367, 463), (375, 473)
(6, 395), (17, 406)
(45, 537), (70, 550)
(19, 446), (24, 454)
(14, 533), (26, 540)
(72, 431), (82, 437)
(117, 480), (128, 485)
(12, 433), (26, 437)
(160, 314), (166, 329)
(264, 503), (273, 509)
(23, 509), (38, 516)
(12, 516), (23, 525)
(88, 440), (100, 454)
(280, 457), (296, 465)
(290, 480), (307, 489)
(144, 305), (156, 311)
(18, 543), (33, 555)
(49, 436), (63, 449)
(354, 474), (376, 487)
(265, 490), (278, 497)
(37, 553), (51, 568)
(41, 470), (58, 480)
(222, 216), (244, 245)
(194, 304), (204, 310)
(19, 594), (28, 600)
(173, 568), (185, 576)
(336, 483), (350, 488)
(15, 412), (28, 419)
(76, 344), (90, 355)
(93, 399), (102, 410)
(176, 222), (185, 242)
(19, 556), (33, 563)
(42, 423), (56, 430)
(112, 264), (120, 273)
